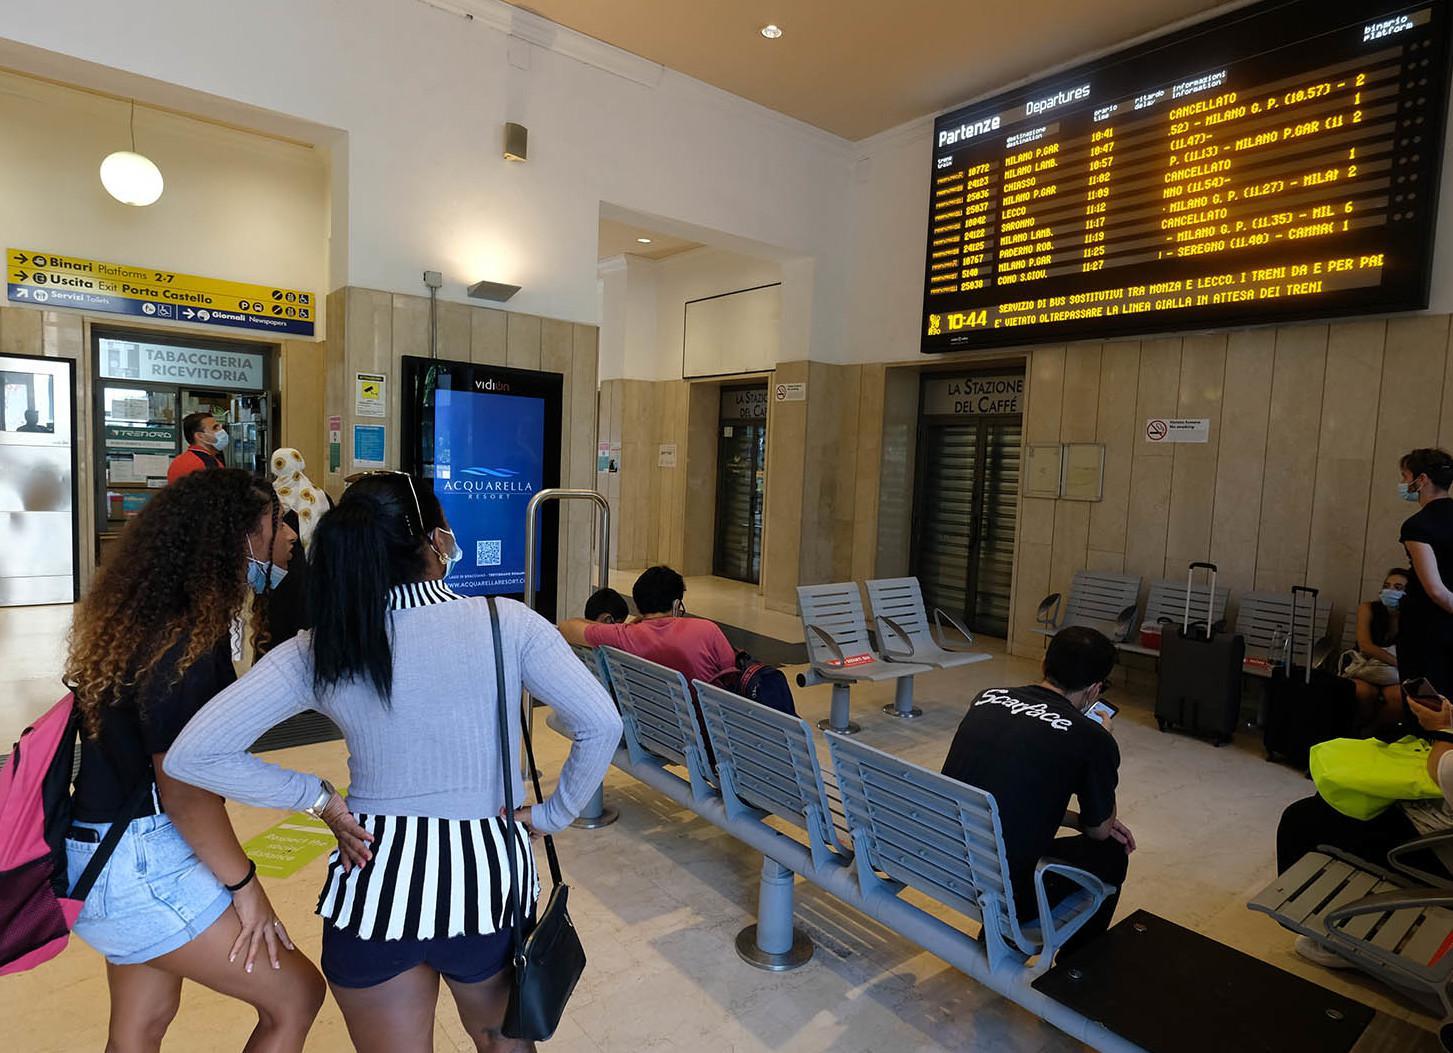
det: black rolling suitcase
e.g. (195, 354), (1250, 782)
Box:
(1263, 585), (1359, 770)
(1155, 562), (1245, 746)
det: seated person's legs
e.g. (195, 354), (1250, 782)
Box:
(1027, 833), (1129, 954)
(1276, 793), (1418, 873)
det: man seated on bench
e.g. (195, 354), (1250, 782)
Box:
(941, 626), (1135, 954)
(584, 586), (630, 624)
(560, 566), (738, 687)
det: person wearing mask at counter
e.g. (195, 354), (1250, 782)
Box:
(1338, 568), (1409, 733)
(166, 412), (229, 484)
(1396, 448), (1453, 703)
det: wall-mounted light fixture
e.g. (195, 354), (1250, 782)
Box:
(100, 99), (164, 206)
(467, 279), (521, 302)
(504, 122), (528, 162)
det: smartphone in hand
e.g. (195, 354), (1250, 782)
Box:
(1086, 699), (1119, 726)
(1402, 677), (1446, 710)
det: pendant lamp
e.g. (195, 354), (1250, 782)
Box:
(100, 100), (163, 206)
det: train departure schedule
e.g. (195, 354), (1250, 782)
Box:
(921, 0), (1451, 352)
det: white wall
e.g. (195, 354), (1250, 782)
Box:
(0, 0), (852, 334)
(0, 70), (329, 316)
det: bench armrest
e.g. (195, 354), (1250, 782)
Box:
(1036, 593), (1062, 629)
(1112, 604), (1138, 643)
(1032, 857), (1114, 957)
(1324, 887), (1453, 929)
(805, 624), (848, 668)
(1388, 831), (1453, 889)
(874, 616), (917, 661)
(932, 607), (976, 652)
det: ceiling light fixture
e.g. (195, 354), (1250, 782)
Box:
(467, 278), (521, 302)
(636, 237), (653, 244)
(760, 24), (783, 39)
(100, 100), (164, 206)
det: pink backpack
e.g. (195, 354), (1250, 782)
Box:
(0, 694), (147, 975)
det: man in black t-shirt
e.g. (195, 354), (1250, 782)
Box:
(942, 626), (1134, 954)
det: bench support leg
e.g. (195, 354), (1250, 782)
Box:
(881, 676), (923, 720)
(816, 682), (861, 735)
(569, 783), (619, 830)
(735, 858), (812, 972)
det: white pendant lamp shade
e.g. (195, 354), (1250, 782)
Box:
(100, 150), (164, 206)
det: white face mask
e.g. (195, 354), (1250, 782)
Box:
(209, 427), (230, 450)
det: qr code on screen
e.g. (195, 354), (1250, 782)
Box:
(477, 539), (502, 567)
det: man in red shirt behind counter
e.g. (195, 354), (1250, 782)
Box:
(166, 411), (229, 484)
(559, 565), (737, 687)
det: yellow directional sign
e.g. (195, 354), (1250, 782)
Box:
(6, 248), (315, 337)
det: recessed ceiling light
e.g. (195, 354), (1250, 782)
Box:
(636, 237), (653, 244)
(760, 24), (783, 39)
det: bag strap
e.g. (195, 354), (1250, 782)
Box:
(67, 779), (152, 901)
(487, 597), (563, 968)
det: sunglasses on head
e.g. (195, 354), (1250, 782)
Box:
(344, 469), (434, 540)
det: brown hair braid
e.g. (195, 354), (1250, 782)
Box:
(65, 469), (277, 736)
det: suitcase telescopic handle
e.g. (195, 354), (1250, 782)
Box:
(1184, 562), (1218, 636)
(1290, 585), (1319, 683)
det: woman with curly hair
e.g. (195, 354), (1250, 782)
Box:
(64, 468), (323, 1052)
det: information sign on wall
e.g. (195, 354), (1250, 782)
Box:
(99, 337), (266, 391)
(922, 374), (1024, 416)
(7, 248), (315, 337)
(720, 386), (768, 421)
(1145, 418), (1211, 443)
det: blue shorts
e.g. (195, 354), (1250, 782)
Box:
(65, 815), (233, 966)
(321, 925), (515, 989)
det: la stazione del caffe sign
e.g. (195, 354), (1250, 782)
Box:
(923, 375), (1024, 416)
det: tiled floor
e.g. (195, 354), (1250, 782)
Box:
(0, 579), (1441, 1050)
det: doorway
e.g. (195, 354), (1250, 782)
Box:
(910, 373), (1024, 637)
(713, 385), (767, 584)
(93, 330), (275, 564)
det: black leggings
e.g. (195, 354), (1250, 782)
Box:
(1276, 794), (1423, 874)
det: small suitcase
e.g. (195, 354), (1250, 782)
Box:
(1263, 585), (1358, 769)
(1155, 562), (1246, 746)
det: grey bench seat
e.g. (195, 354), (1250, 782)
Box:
(1116, 577), (1230, 658)
(1035, 570), (1141, 641)
(1235, 590), (1332, 678)
(863, 576), (994, 671)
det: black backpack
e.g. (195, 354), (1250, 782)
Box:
(714, 651), (798, 717)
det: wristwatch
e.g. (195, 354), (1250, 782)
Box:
(303, 779), (336, 819)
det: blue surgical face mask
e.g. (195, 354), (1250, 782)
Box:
(1380, 587), (1404, 609)
(434, 529), (463, 579)
(210, 428), (230, 450)
(1399, 480), (1420, 502)
(246, 538), (286, 593)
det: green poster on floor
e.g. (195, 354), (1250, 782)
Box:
(243, 811), (338, 879)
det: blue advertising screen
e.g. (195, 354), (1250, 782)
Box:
(402, 356), (563, 617)
(432, 388), (545, 596)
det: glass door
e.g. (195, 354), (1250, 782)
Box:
(713, 421), (766, 583)
(180, 389), (272, 474)
(100, 385), (178, 528)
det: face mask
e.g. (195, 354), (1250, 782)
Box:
(433, 529), (463, 579)
(1380, 588), (1404, 609)
(1398, 480), (1420, 502)
(211, 428), (231, 450)
(245, 538), (286, 593)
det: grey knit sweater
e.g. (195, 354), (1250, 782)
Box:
(165, 590), (621, 834)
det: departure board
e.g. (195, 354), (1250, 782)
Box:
(921, 0), (1452, 352)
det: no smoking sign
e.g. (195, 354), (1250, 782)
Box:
(1144, 418), (1210, 444)
(1146, 419), (1169, 441)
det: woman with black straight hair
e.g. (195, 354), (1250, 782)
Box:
(1397, 448), (1453, 701)
(166, 472), (621, 1053)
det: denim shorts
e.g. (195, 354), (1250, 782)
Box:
(321, 925), (515, 989)
(65, 815), (233, 966)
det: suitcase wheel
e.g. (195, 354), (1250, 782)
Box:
(1155, 717), (1168, 732)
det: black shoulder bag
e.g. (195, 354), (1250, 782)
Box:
(487, 596), (586, 1042)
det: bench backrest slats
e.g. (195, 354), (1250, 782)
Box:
(1142, 578), (1230, 627)
(1062, 571), (1141, 626)
(572, 644), (610, 690)
(599, 647), (701, 771)
(827, 733), (1017, 927)
(864, 578), (933, 644)
(1339, 611), (1357, 654)
(798, 583), (874, 665)
(1234, 591), (1333, 652)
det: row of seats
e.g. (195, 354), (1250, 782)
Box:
(571, 642), (1137, 1053)
(1038, 569), (1334, 677)
(794, 577), (992, 733)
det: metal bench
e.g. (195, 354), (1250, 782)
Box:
(1116, 576), (1230, 658)
(795, 582), (933, 731)
(1035, 570), (1141, 642)
(600, 650), (1143, 1050)
(573, 643), (611, 689)
(863, 576), (994, 672)
(553, 645), (619, 829)
(826, 730), (1115, 974)
(1235, 590), (1332, 678)
(1249, 835), (1453, 1049)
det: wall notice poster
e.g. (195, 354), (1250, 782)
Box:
(658, 443), (678, 468)
(352, 424), (386, 468)
(355, 373), (386, 418)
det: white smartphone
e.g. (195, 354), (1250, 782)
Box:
(1086, 699), (1119, 725)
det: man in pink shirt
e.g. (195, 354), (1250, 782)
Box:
(560, 566), (738, 687)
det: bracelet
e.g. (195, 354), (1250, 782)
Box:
(225, 859), (257, 893)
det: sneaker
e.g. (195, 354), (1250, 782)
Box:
(1294, 935), (1354, 970)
